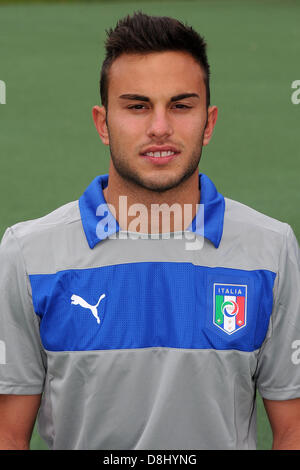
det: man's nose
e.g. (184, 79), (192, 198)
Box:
(146, 109), (173, 140)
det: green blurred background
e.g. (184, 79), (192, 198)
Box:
(1, 0), (299, 450)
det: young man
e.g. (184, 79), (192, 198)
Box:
(1, 12), (300, 450)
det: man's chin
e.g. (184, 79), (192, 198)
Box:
(139, 179), (184, 193)
(125, 171), (194, 193)
(110, 153), (201, 193)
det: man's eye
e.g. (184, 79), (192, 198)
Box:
(173, 103), (191, 109)
(128, 104), (147, 110)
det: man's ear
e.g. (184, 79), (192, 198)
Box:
(203, 105), (218, 146)
(92, 105), (109, 145)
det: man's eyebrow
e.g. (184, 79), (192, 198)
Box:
(119, 94), (150, 102)
(170, 93), (200, 102)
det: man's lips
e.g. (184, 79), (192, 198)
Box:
(140, 146), (180, 164)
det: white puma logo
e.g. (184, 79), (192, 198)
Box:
(71, 293), (106, 324)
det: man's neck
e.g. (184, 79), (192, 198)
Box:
(102, 166), (201, 235)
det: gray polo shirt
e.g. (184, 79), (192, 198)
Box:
(0, 173), (300, 450)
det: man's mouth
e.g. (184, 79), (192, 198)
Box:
(143, 150), (176, 158)
(140, 146), (180, 163)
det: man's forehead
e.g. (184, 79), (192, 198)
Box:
(111, 49), (200, 65)
(108, 51), (205, 98)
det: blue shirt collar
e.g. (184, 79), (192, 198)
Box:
(79, 173), (225, 249)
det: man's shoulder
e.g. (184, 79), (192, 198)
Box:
(0, 200), (83, 274)
(224, 197), (289, 237)
(7, 199), (81, 242)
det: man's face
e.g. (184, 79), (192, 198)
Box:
(96, 51), (217, 192)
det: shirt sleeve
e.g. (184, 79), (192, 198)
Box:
(256, 224), (300, 400)
(0, 227), (46, 394)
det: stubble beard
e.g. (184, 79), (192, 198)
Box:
(107, 127), (205, 194)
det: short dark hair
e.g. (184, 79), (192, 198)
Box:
(100, 12), (210, 109)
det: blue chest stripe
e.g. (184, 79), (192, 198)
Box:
(29, 262), (276, 352)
